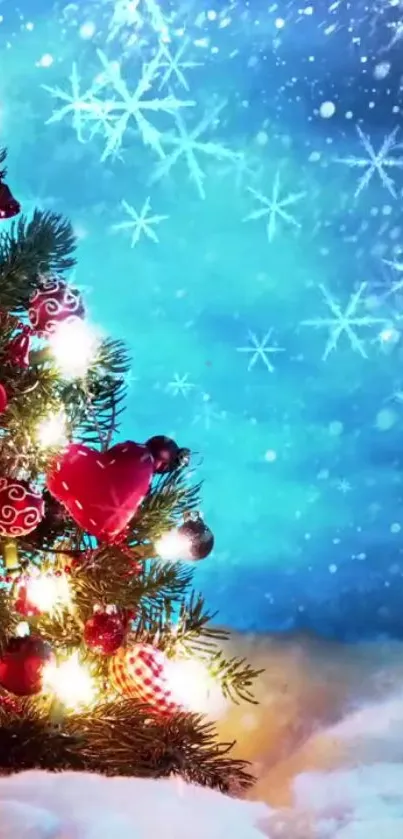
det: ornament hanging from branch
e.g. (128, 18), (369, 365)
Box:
(0, 634), (54, 697)
(83, 607), (129, 656)
(145, 435), (190, 474)
(0, 149), (20, 220)
(109, 643), (179, 714)
(6, 325), (31, 369)
(28, 276), (85, 337)
(0, 477), (45, 539)
(47, 441), (154, 543)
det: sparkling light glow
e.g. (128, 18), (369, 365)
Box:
(43, 652), (96, 710)
(36, 410), (67, 448)
(25, 572), (71, 614)
(155, 528), (192, 561)
(49, 319), (100, 379)
(15, 621), (30, 637)
(165, 657), (227, 717)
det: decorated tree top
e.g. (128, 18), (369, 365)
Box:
(0, 149), (260, 792)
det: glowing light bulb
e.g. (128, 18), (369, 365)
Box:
(15, 621), (30, 637)
(165, 657), (227, 718)
(155, 528), (192, 561)
(25, 572), (71, 614)
(49, 319), (100, 379)
(43, 651), (96, 710)
(36, 410), (67, 448)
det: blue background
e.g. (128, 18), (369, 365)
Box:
(2, 0), (403, 638)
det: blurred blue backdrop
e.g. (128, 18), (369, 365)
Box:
(2, 0), (403, 638)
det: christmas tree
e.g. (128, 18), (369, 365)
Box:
(0, 149), (259, 793)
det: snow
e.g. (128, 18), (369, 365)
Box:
(0, 771), (269, 839)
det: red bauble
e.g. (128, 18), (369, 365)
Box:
(84, 611), (127, 655)
(14, 582), (41, 618)
(0, 384), (7, 414)
(0, 635), (54, 696)
(145, 435), (190, 474)
(6, 325), (31, 369)
(0, 182), (20, 220)
(47, 441), (154, 542)
(109, 643), (178, 715)
(28, 276), (85, 337)
(0, 477), (44, 537)
(178, 515), (214, 560)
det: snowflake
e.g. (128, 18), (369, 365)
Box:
(335, 125), (403, 198)
(112, 197), (168, 246)
(106, 0), (171, 44)
(44, 48), (194, 161)
(244, 171), (306, 242)
(301, 283), (386, 359)
(192, 394), (226, 430)
(166, 373), (195, 397)
(237, 329), (285, 373)
(43, 63), (106, 143)
(157, 39), (201, 91)
(336, 478), (352, 494)
(150, 100), (240, 199)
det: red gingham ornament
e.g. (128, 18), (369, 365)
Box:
(0, 477), (44, 537)
(109, 643), (179, 715)
(28, 276), (85, 337)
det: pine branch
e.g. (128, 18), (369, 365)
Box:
(0, 588), (19, 654)
(0, 698), (254, 792)
(209, 651), (262, 704)
(59, 338), (131, 447)
(70, 551), (193, 620)
(0, 211), (76, 310)
(0, 147), (7, 181)
(131, 470), (201, 544)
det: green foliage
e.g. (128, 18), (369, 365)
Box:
(0, 696), (254, 791)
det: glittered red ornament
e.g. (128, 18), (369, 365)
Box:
(145, 435), (190, 474)
(0, 477), (44, 538)
(28, 276), (85, 337)
(0, 181), (20, 220)
(0, 635), (53, 696)
(84, 611), (127, 655)
(47, 441), (154, 543)
(6, 325), (31, 369)
(0, 384), (7, 414)
(14, 582), (41, 618)
(109, 643), (178, 715)
(178, 515), (214, 561)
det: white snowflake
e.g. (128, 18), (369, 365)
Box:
(335, 125), (403, 198)
(244, 171), (306, 242)
(192, 395), (226, 430)
(106, 0), (171, 44)
(166, 373), (195, 397)
(301, 283), (386, 359)
(44, 48), (194, 161)
(112, 197), (168, 246)
(43, 63), (105, 143)
(237, 329), (285, 373)
(157, 39), (201, 91)
(150, 100), (240, 199)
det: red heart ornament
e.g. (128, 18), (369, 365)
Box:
(46, 441), (154, 542)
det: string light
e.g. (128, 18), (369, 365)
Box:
(24, 572), (71, 614)
(15, 621), (30, 637)
(155, 527), (192, 561)
(165, 656), (227, 717)
(42, 651), (96, 711)
(36, 410), (67, 448)
(48, 319), (100, 379)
